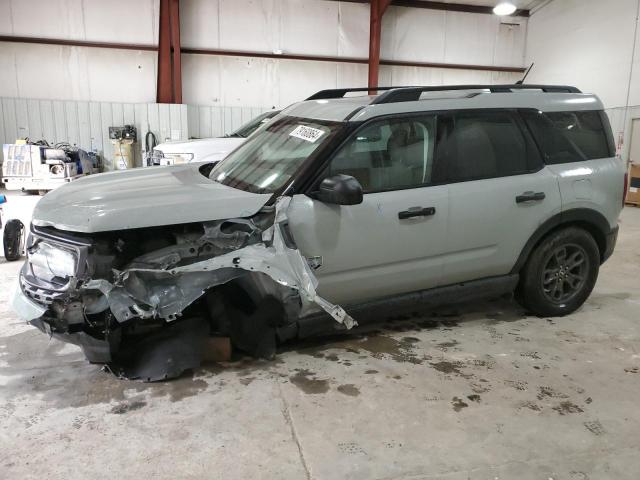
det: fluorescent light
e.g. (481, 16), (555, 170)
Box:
(493, 2), (517, 15)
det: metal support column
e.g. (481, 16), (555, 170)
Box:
(368, 0), (392, 92)
(157, 0), (182, 103)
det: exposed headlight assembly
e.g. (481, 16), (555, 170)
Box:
(27, 241), (78, 283)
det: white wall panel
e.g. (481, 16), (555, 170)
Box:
(526, 0), (638, 109)
(221, 57), (279, 106)
(180, 0), (221, 49)
(336, 63), (368, 87)
(0, 43), (157, 103)
(278, 59), (340, 106)
(443, 12), (499, 66)
(0, 0), (158, 104)
(4, 0), (85, 39)
(0, 0), (159, 44)
(280, 0), (339, 56)
(381, 8), (447, 63)
(630, 19), (640, 107)
(81, 0), (158, 44)
(0, 45), (19, 98)
(337, 2), (370, 58)
(218, 0), (280, 53)
(0, 1), (13, 34)
(494, 22), (526, 67)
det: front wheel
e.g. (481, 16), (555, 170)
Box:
(517, 227), (600, 317)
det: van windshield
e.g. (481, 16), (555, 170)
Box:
(209, 116), (341, 194)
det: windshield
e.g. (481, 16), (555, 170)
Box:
(210, 116), (342, 194)
(228, 110), (280, 138)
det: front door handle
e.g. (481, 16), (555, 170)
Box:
(398, 206), (436, 219)
(516, 191), (546, 203)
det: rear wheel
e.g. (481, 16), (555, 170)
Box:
(3, 219), (25, 261)
(517, 227), (600, 316)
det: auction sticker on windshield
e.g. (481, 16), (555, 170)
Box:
(289, 125), (326, 143)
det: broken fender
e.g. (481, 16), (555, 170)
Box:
(83, 197), (356, 329)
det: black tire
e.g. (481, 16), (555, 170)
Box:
(3, 219), (25, 261)
(516, 227), (600, 317)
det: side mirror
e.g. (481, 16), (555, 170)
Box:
(315, 174), (363, 205)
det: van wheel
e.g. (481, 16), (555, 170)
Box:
(3, 219), (25, 261)
(517, 227), (600, 317)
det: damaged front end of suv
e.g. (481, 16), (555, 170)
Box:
(14, 196), (353, 381)
(12, 113), (356, 381)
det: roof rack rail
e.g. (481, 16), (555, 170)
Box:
(306, 87), (418, 101)
(305, 84), (581, 102)
(372, 84), (582, 104)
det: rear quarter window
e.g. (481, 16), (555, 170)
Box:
(523, 110), (613, 164)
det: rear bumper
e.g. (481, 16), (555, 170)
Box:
(602, 225), (619, 263)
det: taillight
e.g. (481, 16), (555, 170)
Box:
(623, 171), (629, 207)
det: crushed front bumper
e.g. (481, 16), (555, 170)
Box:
(12, 281), (112, 363)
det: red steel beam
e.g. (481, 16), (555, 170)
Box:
(0, 35), (157, 51)
(0, 36), (524, 73)
(156, 0), (182, 104)
(156, 0), (173, 103)
(169, 0), (182, 104)
(181, 47), (525, 73)
(368, 0), (392, 91)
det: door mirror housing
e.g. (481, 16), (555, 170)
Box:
(314, 174), (363, 205)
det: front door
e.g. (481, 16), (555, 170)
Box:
(287, 114), (449, 305)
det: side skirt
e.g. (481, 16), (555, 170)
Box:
(287, 274), (519, 340)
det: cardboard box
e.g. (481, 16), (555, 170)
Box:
(627, 164), (640, 205)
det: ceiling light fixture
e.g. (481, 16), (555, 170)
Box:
(493, 2), (517, 15)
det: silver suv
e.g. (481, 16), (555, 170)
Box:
(12, 84), (626, 380)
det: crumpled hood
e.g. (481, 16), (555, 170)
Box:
(32, 163), (272, 233)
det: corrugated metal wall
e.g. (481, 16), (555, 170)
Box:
(0, 98), (270, 170)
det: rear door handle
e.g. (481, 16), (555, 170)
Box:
(398, 206), (436, 219)
(516, 191), (545, 203)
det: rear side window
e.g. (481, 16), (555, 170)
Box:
(433, 110), (541, 183)
(522, 110), (613, 164)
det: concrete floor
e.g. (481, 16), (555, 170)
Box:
(1, 192), (639, 480)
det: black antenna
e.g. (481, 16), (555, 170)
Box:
(516, 62), (534, 85)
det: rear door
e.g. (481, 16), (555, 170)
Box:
(437, 109), (562, 284)
(287, 114), (449, 306)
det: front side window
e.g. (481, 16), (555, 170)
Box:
(433, 110), (540, 183)
(210, 116), (341, 194)
(327, 116), (436, 193)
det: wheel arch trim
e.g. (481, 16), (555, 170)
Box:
(511, 208), (611, 274)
